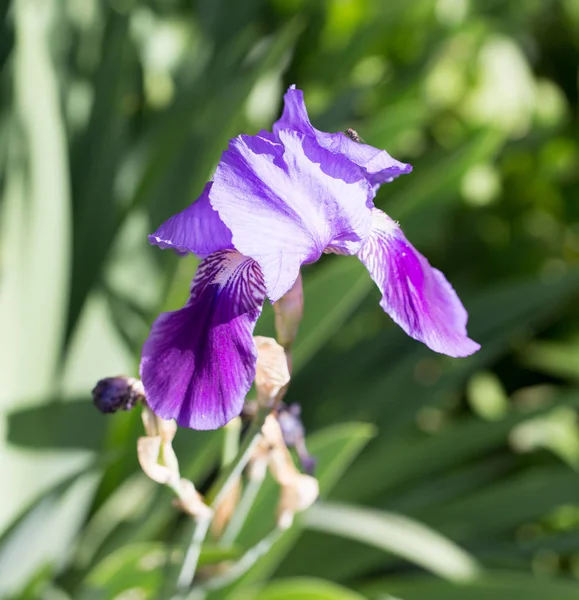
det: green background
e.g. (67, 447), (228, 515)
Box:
(1, 0), (579, 598)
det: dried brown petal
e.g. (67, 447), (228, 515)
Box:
(254, 337), (291, 406)
(137, 436), (179, 486)
(173, 478), (213, 519)
(260, 415), (297, 485)
(141, 404), (177, 442)
(254, 415), (319, 529)
(277, 473), (319, 530)
(211, 476), (242, 536)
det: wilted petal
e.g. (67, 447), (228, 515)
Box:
(254, 336), (290, 405)
(211, 130), (373, 301)
(273, 86), (412, 187)
(261, 415), (299, 487)
(358, 209), (480, 358)
(140, 250), (266, 430)
(137, 436), (179, 486)
(141, 403), (178, 441)
(174, 478), (213, 519)
(149, 183), (233, 256)
(211, 476), (241, 536)
(277, 473), (319, 530)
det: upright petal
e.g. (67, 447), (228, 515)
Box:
(358, 209), (480, 357)
(140, 250), (266, 430)
(210, 129), (373, 301)
(273, 86), (412, 186)
(149, 183), (233, 256)
(273, 85), (313, 136)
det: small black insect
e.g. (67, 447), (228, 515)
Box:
(344, 128), (365, 143)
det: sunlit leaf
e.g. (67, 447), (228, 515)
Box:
(303, 502), (480, 582)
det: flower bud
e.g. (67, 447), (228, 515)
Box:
(254, 337), (290, 406)
(277, 403), (304, 446)
(92, 376), (144, 414)
(273, 272), (303, 349)
(277, 403), (316, 475)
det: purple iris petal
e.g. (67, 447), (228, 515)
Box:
(210, 128), (373, 302)
(140, 250), (266, 429)
(273, 85), (412, 187)
(149, 183), (233, 256)
(358, 209), (480, 357)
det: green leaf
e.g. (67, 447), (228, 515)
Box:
(361, 572), (579, 600)
(0, 471), (99, 598)
(67, 8), (132, 344)
(337, 391), (579, 504)
(522, 339), (579, 381)
(228, 577), (366, 600)
(303, 502), (480, 583)
(78, 540), (241, 600)
(420, 465), (579, 542)
(293, 257), (373, 372)
(1, 0), (71, 403)
(78, 542), (167, 600)
(6, 399), (106, 451)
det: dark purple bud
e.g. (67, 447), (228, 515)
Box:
(92, 376), (144, 414)
(277, 403), (316, 475)
(299, 453), (317, 477)
(277, 403), (305, 446)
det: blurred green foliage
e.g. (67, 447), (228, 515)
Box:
(1, 0), (579, 598)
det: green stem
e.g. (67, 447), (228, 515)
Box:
(187, 529), (283, 599)
(206, 412), (266, 506)
(174, 412), (267, 594)
(221, 417), (241, 467)
(176, 514), (211, 592)
(220, 474), (264, 545)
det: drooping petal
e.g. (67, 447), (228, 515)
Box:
(358, 209), (480, 357)
(140, 250), (266, 430)
(149, 183), (233, 256)
(273, 85), (412, 187)
(210, 129), (373, 301)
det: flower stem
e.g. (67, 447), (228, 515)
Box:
(210, 430), (262, 509)
(220, 474), (264, 545)
(175, 412), (267, 593)
(176, 514), (212, 592)
(188, 528), (283, 599)
(206, 411), (266, 507)
(221, 417), (241, 467)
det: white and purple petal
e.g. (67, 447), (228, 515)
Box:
(149, 183), (234, 256)
(140, 250), (266, 430)
(358, 209), (480, 358)
(273, 85), (412, 187)
(210, 129), (373, 302)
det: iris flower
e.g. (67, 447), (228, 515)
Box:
(141, 86), (480, 430)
